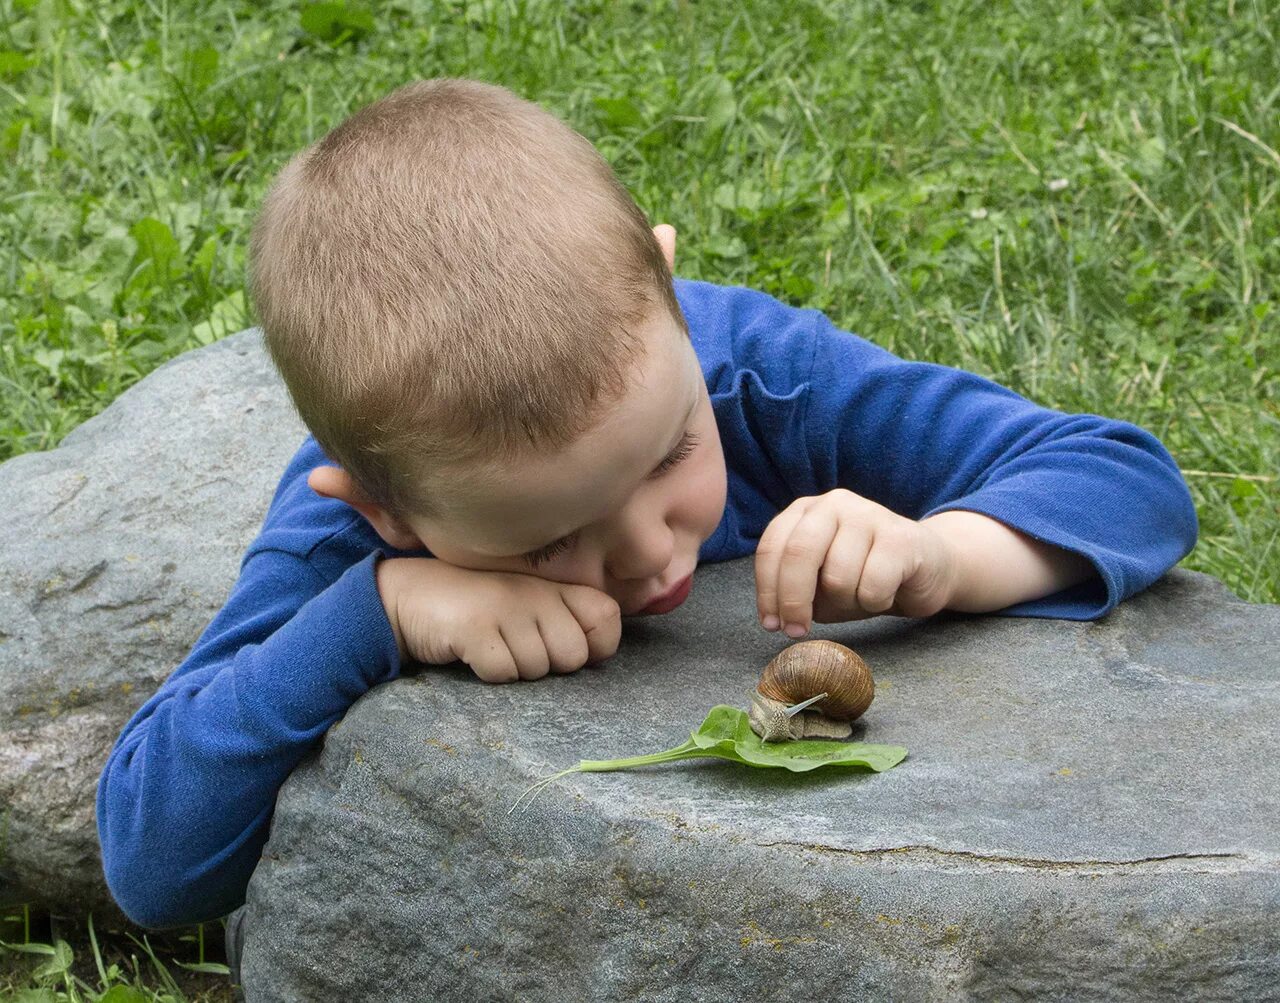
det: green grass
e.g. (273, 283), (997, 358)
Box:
(1, 0), (1277, 996)
(0, 906), (231, 1002)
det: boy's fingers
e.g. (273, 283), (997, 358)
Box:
(560, 585), (622, 665)
(754, 501), (809, 627)
(497, 620), (551, 681)
(815, 522), (875, 621)
(856, 537), (911, 614)
(462, 632), (519, 684)
(537, 607), (591, 673)
(775, 505), (839, 636)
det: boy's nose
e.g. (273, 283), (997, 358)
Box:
(603, 516), (675, 583)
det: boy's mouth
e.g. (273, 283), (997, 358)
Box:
(637, 572), (694, 615)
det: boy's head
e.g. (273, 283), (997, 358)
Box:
(250, 78), (727, 613)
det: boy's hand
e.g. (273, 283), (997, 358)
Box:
(755, 489), (958, 636)
(377, 558), (622, 683)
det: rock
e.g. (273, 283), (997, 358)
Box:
(238, 562), (1280, 1002)
(0, 330), (305, 918)
(3, 328), (1277, 1000)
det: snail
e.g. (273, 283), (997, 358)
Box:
(747, 639), (875, 742)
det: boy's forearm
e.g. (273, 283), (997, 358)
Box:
(921, 510), (1096, 613)
(98, 551), (400, 928)
(376, 555), (410, 664)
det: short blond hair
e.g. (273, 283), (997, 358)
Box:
(250, 78), (685, 522)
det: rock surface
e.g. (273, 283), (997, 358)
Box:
(0, 330), (305, 918)
(2, 328), (1276, 1000)
(240, 560), (1279, 1002)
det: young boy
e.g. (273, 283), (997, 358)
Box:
(96, 78), (1197, 929)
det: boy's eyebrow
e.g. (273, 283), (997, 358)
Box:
(513, 388), (700, 558)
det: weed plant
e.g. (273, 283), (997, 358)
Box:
(1, 905), (230, 1001)
(1, 0), (1276, 997)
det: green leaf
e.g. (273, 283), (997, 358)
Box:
(695, 73), (736, 133)
(0, 51), (36, 79)
(1230, 476), (1260, 500)
(181, 46), (220, 92)
(31, 939), (73, 981)
(713, 182), (763, 217)
(592, 96), (644, 130)
(31, 347), (64, 380)
(10, 989), (56, 1003)
(191, 290), (247, 346)
(98, 987), (151, 1003)
(512, 706), (906, 812)
(705, 234), (747, 259)
(173, 960), (232, 975)
(300, 3), (375, 44)
(688, 705), (908, 773)
(191, 235), (218, 280)
(128, 217), (184, 288)
(1134, 136), (1167, 177)
(0, 940), (57, 956)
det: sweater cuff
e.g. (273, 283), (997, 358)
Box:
(317, 550), (404, 684)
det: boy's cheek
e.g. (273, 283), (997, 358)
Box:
(691, 439), (729, 532)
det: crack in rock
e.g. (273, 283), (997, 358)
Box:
(35, 560), (109, 602)
(755, 840), (1259, 874)
(46, 472), (89, 517)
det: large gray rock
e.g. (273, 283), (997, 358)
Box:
(3, 327), (1277, 1001)
(239, 563), (1280, 1002)
(0, 330), (305, 918)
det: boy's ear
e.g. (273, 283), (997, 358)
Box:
(652, 224), (676, 272)
(306, 465), (424, 551)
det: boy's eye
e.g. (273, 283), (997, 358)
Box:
(520, 430), (701, 570)
(649, 430), (699, 477)
(523, 532), (577, 570)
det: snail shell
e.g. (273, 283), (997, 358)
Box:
(757, 639), (874, 722)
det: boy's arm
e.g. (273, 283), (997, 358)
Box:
(754, 487), (1099, 634)
(95, 545), (401, 929)
(678, 280), (1198, 621)
(919, 509), (1096, 612)
(797, 313), (1199, 620)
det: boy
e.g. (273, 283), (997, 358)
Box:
(96, 78), (1197, 929)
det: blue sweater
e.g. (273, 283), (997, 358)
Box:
(96, 278), (1197, 927)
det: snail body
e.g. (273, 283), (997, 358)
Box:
(748, 639), (875, 742)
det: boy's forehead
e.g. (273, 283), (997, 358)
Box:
(430, 336), (700, 556)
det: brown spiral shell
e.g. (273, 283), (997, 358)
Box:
(756, 639), (874, 721)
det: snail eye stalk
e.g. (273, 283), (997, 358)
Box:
(784, 692), (829, 717)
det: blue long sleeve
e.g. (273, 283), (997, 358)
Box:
(95, 548), (402, 927)
(683, 279), (1198, 617)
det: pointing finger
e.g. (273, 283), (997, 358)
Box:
(754, 498), (811, 630)
(775, 504), (840, 637)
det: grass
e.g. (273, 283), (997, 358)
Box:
(0, 906), (231, 1002)
(1, 0), (1276, 996)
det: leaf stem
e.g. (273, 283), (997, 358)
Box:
(508, 740), (702, 813)
(576, 739), (701, 772)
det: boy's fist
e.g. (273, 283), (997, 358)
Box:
(754, 489), (958, 636)
(377, 558), (621, 683)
